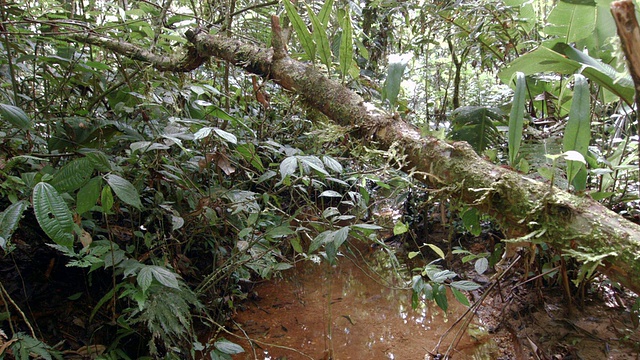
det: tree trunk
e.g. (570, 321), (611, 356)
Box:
(67, 22), (640, 295)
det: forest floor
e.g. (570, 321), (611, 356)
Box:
(0, 221), (639, 359)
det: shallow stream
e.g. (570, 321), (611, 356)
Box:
(229, 249), (500, 359)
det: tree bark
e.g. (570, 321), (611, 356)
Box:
(64, 23), (640, 295)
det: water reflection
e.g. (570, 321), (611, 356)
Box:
(230, 247), (497, 360)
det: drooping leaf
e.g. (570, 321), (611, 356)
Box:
(338, 6), (353, 80)
(451, 287), (470, 307)
(0, 200), (29, 249)
(105, 174), (142, 210)
(101, 185), (114, 214)
(32, 182), (74, 248)
(322, 156), (343, 173)
(299, 156), (329, 175)
(319, 190), (342, 198)
(0, 103), (31, 130)
(382, 54), (411, 110)
(433, 284), (448, 311)
(213, 128), (238, 144)
(76, 176), (103, 214)
(306, 4), (333, 71)
(425, 243), (446, 260)
(50, 157), (94, 193)
(333, 226), (350, 249)
(508, 72), (526, 167)
(283, 0), (315, 62)
(563, 74), (590, 188)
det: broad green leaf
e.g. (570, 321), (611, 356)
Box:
(427, 269), (457, 283)
(333, 226), (349, 249)
(32, 182), (74, 248)
(280, 156), (298, 179)
(106, 174), (142, 210)
(393, 221), (408, 235)
(508, 72), (526, 167)
(382, 54), (411, 110)
(76, 176), (103, 214)
(544, 1), (595, 43)
(322, 156), (343, 173)
(101, 185), (114, 214)
(50, 157), (94, 193)
(138, 265), (180, 292)
(0, 103), (31, 130)
(339, 7), (353, 80)
(309, 230), (334, 253)
(306, 4), (333, 71)
(433, 284), (448, 311)
(461, 207), (482, 236)
(300, 156), (329, 175)
(475, 257), (489, 275)
(213, 128), (237, 144)
(215, 339), (245, 355)
(451, 287), (470, 307)
(85, 151), (112, 172)
(0, 200), (28, 249)
(283, 0), (315, 62)
(236, 143), (265, 172)
(408, 251), (420, 259)
(425, 243), (445, 260)
(450, 280), (482, 291)
(449, 106), (504, 153)
(563, 74), (590, 188)
(319, 190), (342, 198)
(265, 225), (295, 239)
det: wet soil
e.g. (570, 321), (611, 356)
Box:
(229, 249), (500, 360)
(227, 247), (640, 360)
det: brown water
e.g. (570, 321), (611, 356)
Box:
(229, 249), (500, 360)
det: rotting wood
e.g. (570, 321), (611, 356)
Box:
(60, 18), (640, 295)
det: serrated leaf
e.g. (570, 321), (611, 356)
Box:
(0, 200), (28, 249)
(280, 156), (298, 179)
(76, 176), (103, 214)
(475, 257), (489, 275)
(213, 128), (237, 144)
(284, 0), (315, 62)
(215, 339), (245, 355)
(138, 265), (180, 292)
(50, 157), (94, 193)
(450, 280), (482, 291)
(106, 174), (142, 209)
(0, 103), (31, 130)
(32, 182), (74, 248)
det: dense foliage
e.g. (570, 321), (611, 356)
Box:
(0, 0), (639, 358)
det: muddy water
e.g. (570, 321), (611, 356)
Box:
(230, 249), (500, 360)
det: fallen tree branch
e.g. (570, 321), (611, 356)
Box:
(60, 20), (640, 295)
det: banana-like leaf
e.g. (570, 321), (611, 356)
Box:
(306, 4), (333, 71)
(339, 7), (353, 81)
(50, 157), (94, 193)
(508, 72), (526, 167)
(563, 74), (591, 189)
(499, 45), (634, 105)
(544, 1), (595, 43)
(449, 106), (504, 153)
(106, 174), (142, 210)
(0, 200), (29, 249)
(0, 103), (31, 130)
(33, 182), (74, 248)
(283, 0), (315, 62)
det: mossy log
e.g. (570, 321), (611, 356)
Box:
(67, 19), (640, 295)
